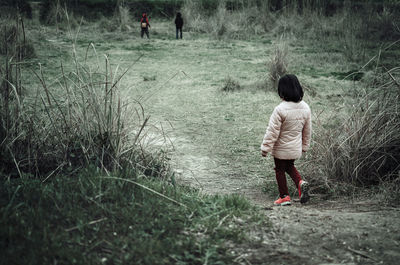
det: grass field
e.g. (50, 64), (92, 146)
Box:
(6, 10), (399, 200)
(52, 16), (397, 199)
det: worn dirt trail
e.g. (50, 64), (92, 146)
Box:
(171, 138), (400, 265)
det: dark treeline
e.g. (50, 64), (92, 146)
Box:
(40, 0), (182, 19)
(1, 0), (399, 20)
(0, 0), (32, 18)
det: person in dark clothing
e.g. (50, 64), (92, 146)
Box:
(140, 13), (150, 38)
(175, 12), (183, 39)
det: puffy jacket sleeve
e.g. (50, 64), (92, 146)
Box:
(261, 107), (282, 153)
(302, 110), (312, 152)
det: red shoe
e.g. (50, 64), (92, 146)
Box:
(299, 180), (310, 204)
(274, 195), (291, 206)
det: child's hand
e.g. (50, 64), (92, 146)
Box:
(261, 151), (268, 157)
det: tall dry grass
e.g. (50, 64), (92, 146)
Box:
(97, 5), (132, 32)
(268, 41), (288, 89)
(40, 0), (79, 30)
(182, 0), (270, 39)
(182, 0), (399, 63)
(1, 16), (26, 177)
(304, 61), (400, 198)
(0, 18), (168, 179)
(0, 17), (35, 59)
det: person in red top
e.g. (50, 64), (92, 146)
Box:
(140, 13), (150, 38)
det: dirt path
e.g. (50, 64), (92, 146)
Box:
(171, 136), (265, 198)
(249, 201), (400, 265)
(171, 138), (400, 265)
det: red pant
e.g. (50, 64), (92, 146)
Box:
(274, 158), (302, 198)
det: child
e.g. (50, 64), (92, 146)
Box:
(261, 74), (312, 206)
(175, 12), (184, 39)
(140, 13), (150, 39)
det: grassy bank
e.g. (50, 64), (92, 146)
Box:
(1, 168), (268, 265)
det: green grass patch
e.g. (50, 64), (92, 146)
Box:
(122, 43), (158, 52)
(1, 167), (269, 265)
(330, 70), (364, 81)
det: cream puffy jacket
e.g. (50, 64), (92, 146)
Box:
(261, 100), (312, 160)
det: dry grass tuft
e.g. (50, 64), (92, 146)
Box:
(97, 5), (132, 32)
(222, 76), (242, 92)
(40, 0), (79, 30)
(115, 5), (132, 32)
(182, 0), (270, 39)
(268, 42), (288, 89)
(305, 64), (400, 199)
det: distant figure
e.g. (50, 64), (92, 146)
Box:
(261, 74), (312, 206)
(175, 12), (183, 39)
(140, 13), (150, 38)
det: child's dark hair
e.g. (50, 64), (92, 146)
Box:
(278, 74), (304, 102)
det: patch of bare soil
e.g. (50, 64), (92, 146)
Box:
(172, 138), (400, 265)
(243, 200), (400, 265)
